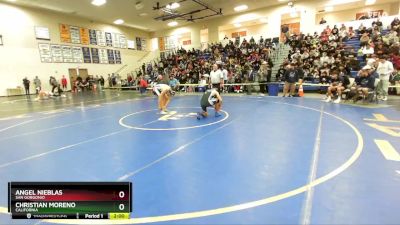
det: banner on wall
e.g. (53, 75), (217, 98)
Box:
(97, 30), (106, 46)
(99, 49), (108, 64)
(62, 45), (73, 63)
(356, 10), (384, 20)
(136, 37), (142, 50)
(114, 50), (121, 64)
(59, 24), (71, 43)
(182, 40), (191, 45)
(127, 40), (135, 49)
(91, 48), (100, 64)
(105, 32), (113, 47)
(82, 47), (92, 63)
(89, 29), (97, 45)
(80, 28), (90, 45)
(35, 26), (50, 40)
(38, 43), (52, 63)
(231, 31), (246, 38)
(165, 36), (178, 50)
(141, 38), (146, 51)
(70, 26), (81, 44)
(119, 34), (127, 49)
(107, 49), (115, 64)
(113, 33), (120, 48)
(158, 37), (165, 51)
(72, 46), (83, 63)
(51, 45), (63, 63)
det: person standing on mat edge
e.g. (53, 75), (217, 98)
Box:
(22, 77), (30, 96)
(221, 64), (228, 93)
(376, 54), (394, 101)
(153, 83), (175, 114)
(33, 76), (41, 94)
(282, 63), (303, 97)
(210, 63), (223, 92)
(49, 76), (58, 93)
(197, 88), (223, 120)
(61, 75), (68, 91)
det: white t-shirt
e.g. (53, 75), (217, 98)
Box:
(210, 69), (223, 84)
(367, 58), (376, 67)
(376, 61), (394, 81)
(153, 84), (171, 96)
(362, 47), (374, 55)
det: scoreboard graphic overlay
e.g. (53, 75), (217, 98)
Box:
(8, 182), (132, 220)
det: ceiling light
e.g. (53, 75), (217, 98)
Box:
(234, 23), (242, 27)
(324, 0), (361, 6)
(260, 18), (268, 23)
(166, 2), (180, 9)
(91, 0), (106, 6)
(139, 13), (148, 17)
(365, 0), (376, 5)
(114, 19), (124, 25)
(234, 5), (248, 12)
(168, 21), (178, 27)
(325, 6), (334, 12)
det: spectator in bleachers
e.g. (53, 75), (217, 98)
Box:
(386, 29), (399, 45)
(359, 23), (366, 33)
(374, 42), (387, 55)
(348, 26), (356, 39)
(276, 65), (286, 81)
(169, 75), (180, 91)
(367, 54), (377, 67)
(360, 32), (370, 47)
(331, 25), (339, 36)
(391, 52), (400, 69)
(258, 61), (268, 94)
(391, 69), (400, 95)
(376, 55), (394, 101)
(391, 17), (400, 30)
(362, 44), (374, 55)
(324, 25), (331, 35)
(372, 18), (383, 32)
(339, 25), (349, 42)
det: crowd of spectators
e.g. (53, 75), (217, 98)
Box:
(283, 16), (400, 102)
(134, 36), (277, 94)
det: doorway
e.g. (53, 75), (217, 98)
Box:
(68, 68), (89, 89)
(68, 68), (78, 89)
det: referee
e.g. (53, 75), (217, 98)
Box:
(209, 63), (223, 91)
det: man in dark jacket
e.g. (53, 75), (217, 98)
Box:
(282, 63), (303, 97)
(23, 77), (30, 95)
(351, 66), (376, 102)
